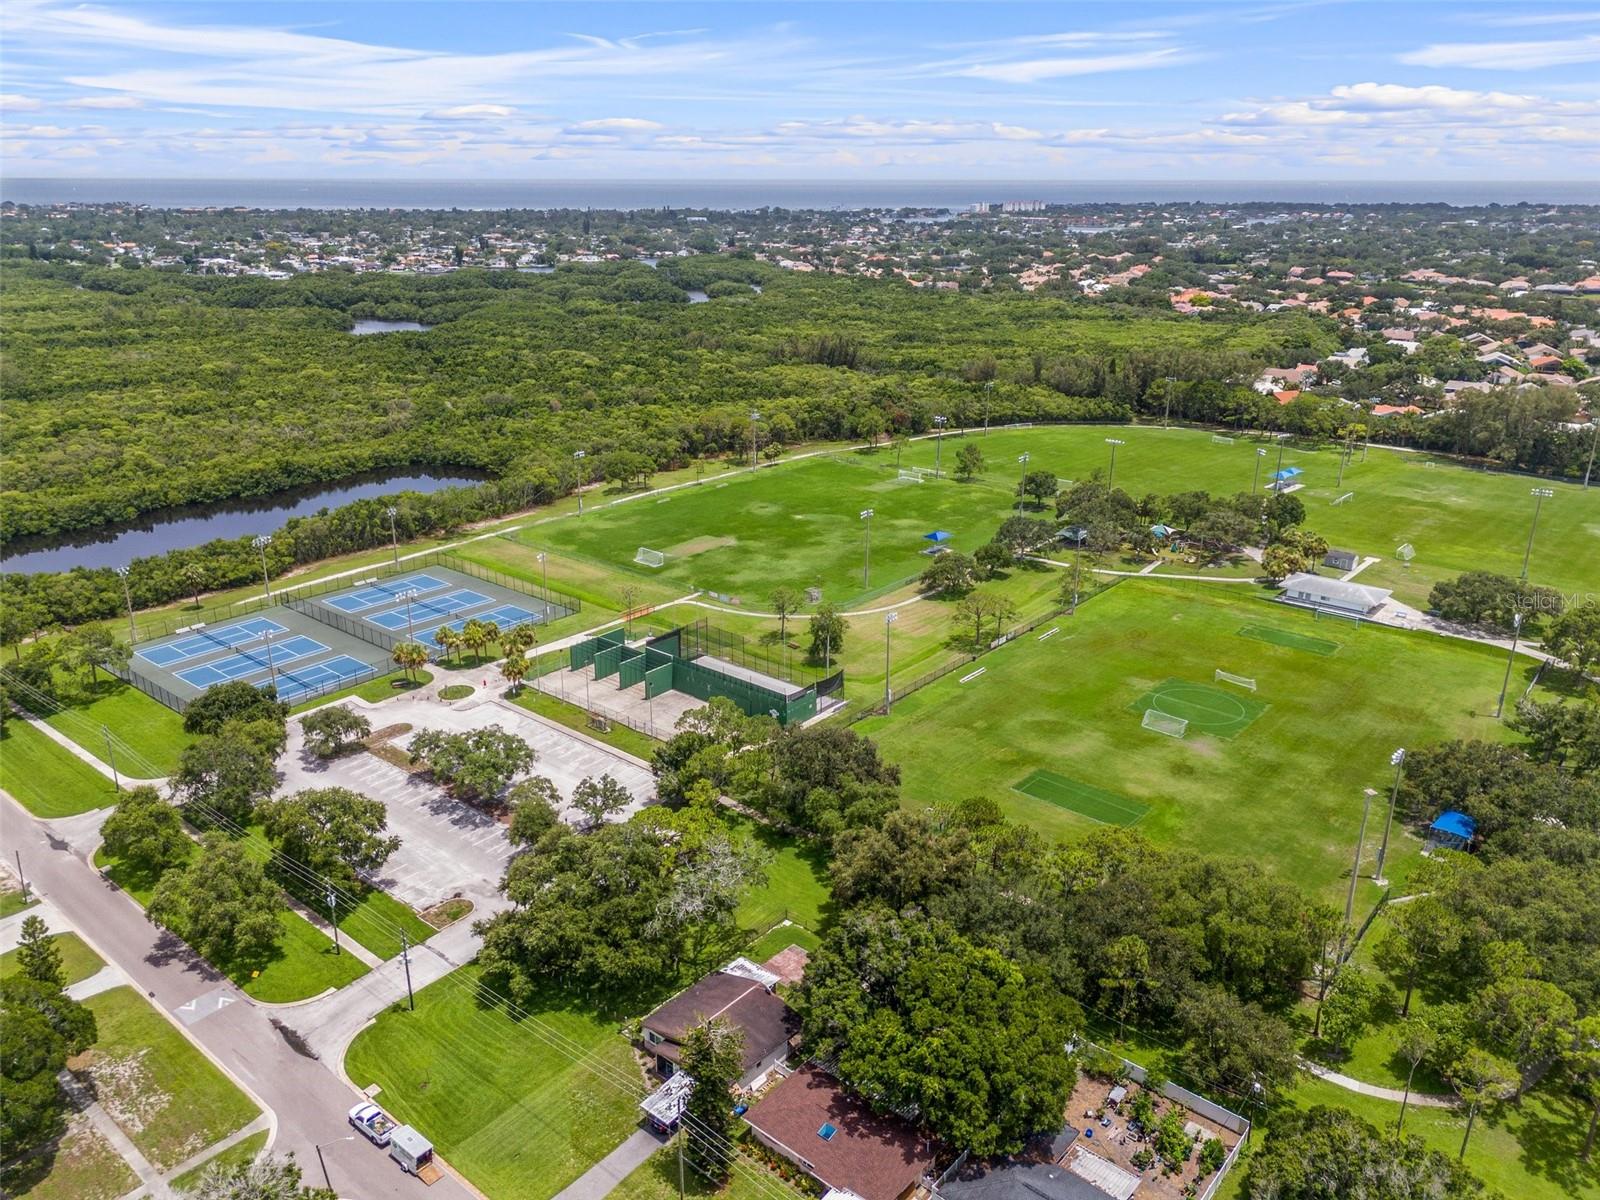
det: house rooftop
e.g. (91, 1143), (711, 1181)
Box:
(641, 968), (799, 1073)
(745, 1066), (937, 1200)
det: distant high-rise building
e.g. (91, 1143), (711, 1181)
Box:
(1001, 200), (1045, 213)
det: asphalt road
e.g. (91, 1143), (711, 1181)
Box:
(0, 793), (478, 1200)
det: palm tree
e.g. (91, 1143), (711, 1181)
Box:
(459, 619), (490, 666)
(391, 640), (428, 682)
(505, 623), (538, 658)
(434, 625), (462, 665)
(480, 621), (502, 660)
(501, 653), (528, 694)
(181, 562), (207, 609)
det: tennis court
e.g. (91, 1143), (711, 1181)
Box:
(135, 616), (288, 668)
(175, 633), (326, 688)
(268, 655), (375, 703)
(1129, 678), (1270, 739)
(321, 572), (451, 613)
(1237, 624), (1340, 656)
(1012, 769), (1150, 826)
(410, 603), (549, 649)
(367, 588), (495, 631)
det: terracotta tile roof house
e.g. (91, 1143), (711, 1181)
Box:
(639, 961), (800, 1084)
(1273, 390), (1300, 405)
(745, 1066), (938, 1200)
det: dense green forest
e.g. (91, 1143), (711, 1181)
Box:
(1, 258), (1333, 544)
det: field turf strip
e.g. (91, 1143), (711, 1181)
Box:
(1130, 679), (1270, 739)
(1013, 769), (1149, 826)
(1237, 623), (1341, 656)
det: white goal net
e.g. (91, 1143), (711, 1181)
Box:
(634, 547), (666, 568)
(1211, 434), (1235, 444)
(1215, 670), (1257, 691)
(1141, 709), (1188, 738)
(897, 469), (924, 483)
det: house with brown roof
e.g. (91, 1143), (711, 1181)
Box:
(638, 959), (800, 1086)
(745, 1066), (938, 1200)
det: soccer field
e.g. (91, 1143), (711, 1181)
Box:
(899, 425), (1599, 607)
(858, 577), (1532, 898)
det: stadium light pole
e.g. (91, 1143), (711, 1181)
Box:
(1251, 447), (1268, 494)
(750, 410), (760, 467)
(1585, 416), (1597, 488)
(883, 610), (898, 713)
(386, 505), (400, 567)
(397, 588), (418, 644)
(1345, 787), (1375, 926)
(573, 450), (587, 515)
(1104, 438), (1125, 487)
(984, 382), (993, 436)
(252, 534), (274, 601)
(1495, 612), (1524, 719)
(859, 509), (874, 588)
(1016, 451), (1030, 511)
(1273, 439), (1287, 490)
(1520, 487), (1553, 579)
(1162, 376), (1176, 429)
(536, 551), (549, 599)
(261, 629), (278, 692)
(114, 565), (137, 647)
(1374, 749), (1405, 887)
(933, 415), (947, 477)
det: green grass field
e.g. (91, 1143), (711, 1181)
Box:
(1013, 769), (1150, 826)
(860, 577), (1532, 899)
(346, 964), (644, 1200)
(94, 845), (368, 1002)
(0, 1115), (139, 1200)
(74, 986), (261, 1170)
(1129, 679), (1270, 738)
(0, 720), (119, 818)
(0, 932), (105, 987)
(611, 1146), (808, 1200)
(896, 425), (1598, 609)
(168, 1130), (270, 1192)
(37, 677), (194, 777)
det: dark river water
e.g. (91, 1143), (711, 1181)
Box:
(3, 469), (489, 574)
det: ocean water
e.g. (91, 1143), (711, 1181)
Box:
(4, 178), (1596, 211)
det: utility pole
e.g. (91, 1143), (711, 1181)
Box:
(1016, 451), (1030, 511)
(883, 611), (898, 713)
(677, 1127), (687, 1200)
(14, 851), (27, 902)
(1162, 376), (1175, 428)
(1521, 487), (1553, 580)
(1251, 447), (1267, 494)
(1585, 416), (1597, 488)
(1345, 788), (1375, 926)
(115, 566), (137, 646)
(386, 506), (401, 567)
(252, 534), (274, 600)
(573, 450), (586, 515)
(327, 889), (341, 956)
(401, 932), (415, 1010)
(1104, 437), (1125, 487)
(860, 509), (873, 589)
(1495, 612), (1524, 719)
(1373, 749), (1405, 887)
(102, 725), (121, 791)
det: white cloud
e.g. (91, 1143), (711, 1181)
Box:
(428, 104), (518, 120)
(953, 47), (1193, 84)
(1400, 34), (1600, 70)
(67, 93), (143, 109)
(0, 93), (43, 111)
(572, 117), (664, 131)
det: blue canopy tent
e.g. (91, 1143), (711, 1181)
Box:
(1426, 810), (1477, 853)
(1270, 467), (1304, 482)
(923, 531), (952, 543)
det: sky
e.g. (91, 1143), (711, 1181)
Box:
(3, 0), (1600, 180)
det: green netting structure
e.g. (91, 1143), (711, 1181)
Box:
(645, 662), (675, 699)
(594, 644), (622, 681)
(571, 626), (626, 670)
(618, 648), (647, 689)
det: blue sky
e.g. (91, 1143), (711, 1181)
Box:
(4, 1), (1600, 178)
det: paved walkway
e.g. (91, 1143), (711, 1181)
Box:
(150, 1113), (273, 1192)
(60, 1068), (171, 1199)
(550, 1127), (667, 1200)
(1301, 1059), (1455, 1107)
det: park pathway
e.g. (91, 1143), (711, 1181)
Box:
(1301, 1060), (1455, 1107)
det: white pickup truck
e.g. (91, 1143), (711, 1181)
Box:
(348, 1101), (398, 1147)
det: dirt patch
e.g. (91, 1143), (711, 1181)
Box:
(665, 535), (736, 557)
(76, 1049), (169, 1136)
(420, 896), (474, 929)
(364, 722), (413, 745)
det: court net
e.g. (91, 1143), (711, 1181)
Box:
(1141, 709), (1188, 738)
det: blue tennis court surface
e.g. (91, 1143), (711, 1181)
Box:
(270, 655), (373, 702)
(367, 588), (493, 630)
(321, 573), (450, 614)
(174, 634), (327, 689)
(415, 603), (547, 648)
(136, 617), (288, 668)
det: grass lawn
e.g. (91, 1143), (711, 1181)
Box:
(0, 1114), (139, 1200)
(345, 964), (644, 1200)
(94, 844), (369, 1002)
(0, 720), (119, 817)
(896, 425), (1598, 610)
(0, 932), (105, 987)
(168, 1130), (270, 1191)
(72, 985), (260, 1170)
(510, 685), (661, 760)
(0, 887), (39, 918)
(35, 676), (194, 777)
(289, 668), (432, 714)
(859, 577), (1525, 901)
(612, 1146), (808, 1200)
(723, 812), (834, 937)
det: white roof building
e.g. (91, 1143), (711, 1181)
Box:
(1278, 573), (1392, 615)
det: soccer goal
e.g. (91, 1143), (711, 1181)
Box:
(1316, 609), (1363, 625)
(897, 469), (925, 483)
(1215, 669), (1257, 692)
(1211, 434), (1236, 445)
(1332, 492), (1354, 506)
(1141, 709), (1188, 738)
(634, 547), (666, 568)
